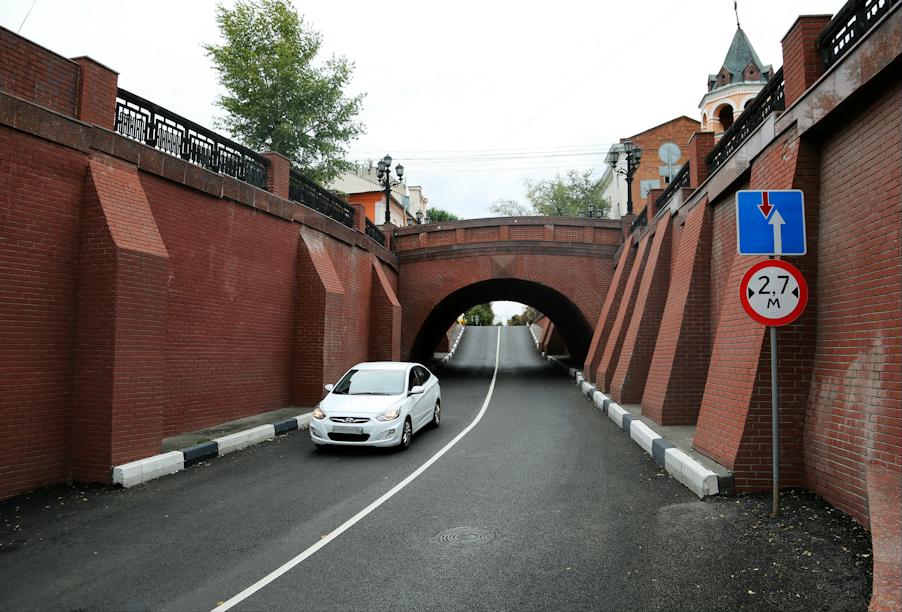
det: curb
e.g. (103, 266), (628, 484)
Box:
(439, 325), (466, 364)
(112, 412), (313, 488)
(543, 354), (732, 499)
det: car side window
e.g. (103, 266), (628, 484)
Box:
(408, 369), (419, 391)
(415, 366), (430, 384)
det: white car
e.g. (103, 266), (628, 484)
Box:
(309, 362), (441, 450)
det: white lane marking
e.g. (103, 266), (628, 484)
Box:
(211, 327), (503, 612)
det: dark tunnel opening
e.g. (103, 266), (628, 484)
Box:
(410, 279), (594, 364)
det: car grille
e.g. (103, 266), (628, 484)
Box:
(328, 432), (371, 442)
(329, 417), (370, 423)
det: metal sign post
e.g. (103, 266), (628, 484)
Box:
(769, 314), (780, 516)
(737, 191), (808, 517)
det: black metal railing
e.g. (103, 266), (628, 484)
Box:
(818, 0), (898, 69)
(365, 218), (386, 246)
(630, 207), (648, 234)
(706, 67), (785, 174)
(655, 162), (690, 210)
(288, 169), (355, 228)
(114, 88), (268, 189)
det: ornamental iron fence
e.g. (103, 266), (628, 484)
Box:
(114, 88), (267, 189)
(365, 218), (386, 247)
(288, 169), (355, 229)
(818, 0), (898, 69)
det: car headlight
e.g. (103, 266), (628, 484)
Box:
(312, 405), (326, 420)
(376, 406), (401, 421)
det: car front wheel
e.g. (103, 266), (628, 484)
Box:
(431, 401), (441, 428)
(398, 419), (412, 450)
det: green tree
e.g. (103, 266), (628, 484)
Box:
(525, 169), (611, 217)
(464, 304), (494, 326)
(522, 306), (541, 324)
(204, 0), (364, 183)
(426, 208), (461, 222)
(489, 198), (531, 217)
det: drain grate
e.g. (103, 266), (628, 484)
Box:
(433, 526), (495, 548)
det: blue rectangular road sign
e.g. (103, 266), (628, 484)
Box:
(736, 190), (806, 256)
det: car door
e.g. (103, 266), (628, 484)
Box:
(415, 365), (436, 426)
(407, 368), (425, 428)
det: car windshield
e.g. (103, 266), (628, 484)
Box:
(332, 369), (406, 396)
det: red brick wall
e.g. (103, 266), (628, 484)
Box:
(138, 173), (300, 437)
(0, 26), (79, 117)
(611, 216), (673, 404)
(73, 159), (169, 479)
(596, 234), (652, 390)
(0, 129), (84, 499)
(694, 125), (820, 491)
(642, 200), (712, 424)
(804, 83), (902, 524)
(583, 242), (634, 383)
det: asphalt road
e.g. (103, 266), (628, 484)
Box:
(0, 326), (871, 612)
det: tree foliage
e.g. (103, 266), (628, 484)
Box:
(204, 0), (364, 183)
(426, 208), (461, 222)
(525, 169), (611, 217)
(507, 306), (542, 326)
(489, 199), (531, 217)
(463, 304), (495, 326)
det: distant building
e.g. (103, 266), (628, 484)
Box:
(699, 27), (772, 135)
(407, 186), (429, 223)
(329, 165), (410, 226)
(600, 116), (700, 219)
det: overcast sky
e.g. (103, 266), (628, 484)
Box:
(1, 0), (842, 322)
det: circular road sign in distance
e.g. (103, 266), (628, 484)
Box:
(740, 260), (808, 326)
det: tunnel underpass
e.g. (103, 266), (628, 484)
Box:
(409, 278), (593, 364)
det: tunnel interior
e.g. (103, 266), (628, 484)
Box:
(410, 278), (594, 364)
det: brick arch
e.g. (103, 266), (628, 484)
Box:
(409, 278), (594, 363)
(395, 217), (623, 363)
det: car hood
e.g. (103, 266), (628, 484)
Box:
(320, 393), (404, 416)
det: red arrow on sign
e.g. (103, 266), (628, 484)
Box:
(759, 191), (773, 218)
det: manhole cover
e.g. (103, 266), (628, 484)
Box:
(433, 526), (495, 548)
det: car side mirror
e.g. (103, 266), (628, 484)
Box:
(324, 384), (334, 393)
(409, 385), (425, 395)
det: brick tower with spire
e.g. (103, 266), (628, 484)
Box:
(699, 24), (772, 136)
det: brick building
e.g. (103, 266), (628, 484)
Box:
(601, 116), (700, 219)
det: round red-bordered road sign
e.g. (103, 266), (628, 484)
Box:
(739, 260), (808, 326)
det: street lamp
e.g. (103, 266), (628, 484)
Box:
(376, 154), (404, 225)
(415, 210), (423, 224)
(606, 140), (643, 216)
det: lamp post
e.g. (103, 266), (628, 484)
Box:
(415, 210), (423, 224)
(376, 154), (404, 225)
(606, 140), (643, 216)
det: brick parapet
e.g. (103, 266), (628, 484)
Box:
(0, 25), (80, 117)
(0, 90), (397, 270)
(262, 151), (290, 199)
(71, 56), (118, 130)
(781, 15), (833, 107)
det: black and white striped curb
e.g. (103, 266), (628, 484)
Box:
(541, 354), (732, 499)
(112, 412), (313, 488)
(438, 325), (466, 364)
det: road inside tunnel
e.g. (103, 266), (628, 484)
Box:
(410, 278), (593, 364)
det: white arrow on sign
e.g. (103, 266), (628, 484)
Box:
(768, 209), (785, 255)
